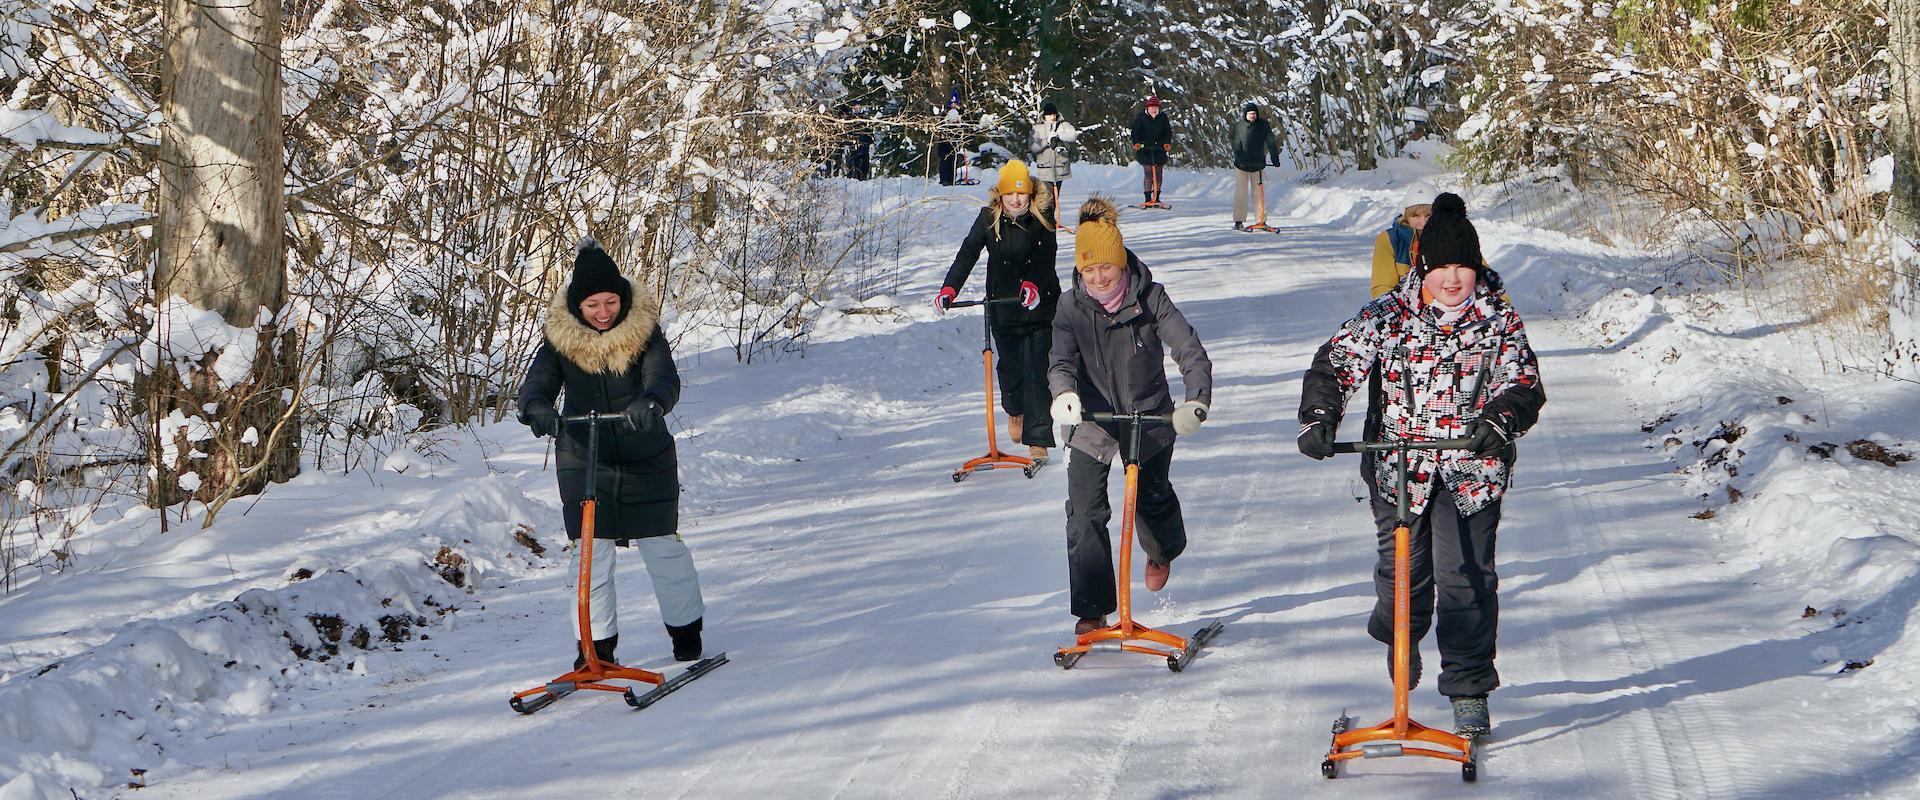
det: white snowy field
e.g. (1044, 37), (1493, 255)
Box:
(3, 158), (1919, 799)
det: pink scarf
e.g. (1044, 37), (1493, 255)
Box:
(1086, 271), (1132, 313)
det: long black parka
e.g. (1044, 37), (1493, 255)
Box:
(517, 289), (682, 540)
(941, 206), (1061, 331)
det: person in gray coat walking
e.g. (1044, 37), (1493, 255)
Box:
(1029, 102), (1078, 230)
(1047, 196), (1213, 635)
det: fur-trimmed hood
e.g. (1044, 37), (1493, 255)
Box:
(544, 283), (662, 375)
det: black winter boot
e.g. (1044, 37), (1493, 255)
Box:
(1388, 645), (1421, 691)
(573, 634), (619, 672)
(666, 618), (703, 661)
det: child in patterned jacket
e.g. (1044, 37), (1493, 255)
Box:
(1295, 192), (1545, 737)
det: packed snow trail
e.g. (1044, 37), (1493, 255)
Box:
(138, 169), (1897, 799)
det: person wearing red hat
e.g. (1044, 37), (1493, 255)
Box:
(1129, 97), (1173, 207)
(932, 160), (1062, 460)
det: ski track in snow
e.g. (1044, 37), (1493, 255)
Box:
(86, 168), (1879, 799)
(1525, 335), (1758, 800)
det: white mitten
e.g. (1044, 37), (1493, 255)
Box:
(1050, 392), (1083, 425)
(1172, 401), (1209, 435)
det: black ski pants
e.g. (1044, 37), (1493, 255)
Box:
(1366, 481), (1501, 698)
(991, 323), (1055, 447)
(938, 142), (963, 185)
(1065, 445), (1186, 619)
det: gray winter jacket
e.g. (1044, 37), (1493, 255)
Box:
(1028, 118), (1078, 182)
(1048, 252), (1212, 464)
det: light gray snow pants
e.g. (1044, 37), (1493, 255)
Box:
(569, 535), (705, 639)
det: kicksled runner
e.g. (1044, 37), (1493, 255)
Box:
(1054, 411), (1223, 671)
(1320, 430), (1481, 781)
(511, 412), (727, 714)
(948, 296), (1046, 482)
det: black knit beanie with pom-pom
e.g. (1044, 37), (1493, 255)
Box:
(566, 237), (632, 328)
(1416, 192), (1483, 274)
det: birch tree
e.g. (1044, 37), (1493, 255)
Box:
(154, 0), (299, 514)
(1889, 0), (1920, 377)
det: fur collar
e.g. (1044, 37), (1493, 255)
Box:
(544, 283), (660, 375)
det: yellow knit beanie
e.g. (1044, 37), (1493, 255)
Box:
(1074, 196), (1126, 269)
(996, 159), (1032, 195)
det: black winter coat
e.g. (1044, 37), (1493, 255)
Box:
(1048, 252), (1212, 464)
(1130, 111), (1173, 166)
(1231, 116), (1279, 172)
(517, 290), (681, 540)
(942, 207), (1061, 331)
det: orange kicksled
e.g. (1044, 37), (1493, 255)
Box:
(1321, 435), (1478, 781)
(948, 297), (1042, 482)
(1054, 411), (1222, 671)
(511, 412), (726, 715)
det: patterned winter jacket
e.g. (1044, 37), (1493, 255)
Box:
(1299, 268), (1545, 516)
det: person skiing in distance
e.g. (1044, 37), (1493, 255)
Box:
(1030, 101), (1079, 231)
(1230, 102), (1282, 230)
(937, 91), (967, 186)
(1048, 196), (1212, 635)
(1129, 96), (1173, 206)
(1296, 192), (1545, 738)
(933, 160), (1061, 461)
(517, 239), (707, 668)
(1370, 190), (1433, 297)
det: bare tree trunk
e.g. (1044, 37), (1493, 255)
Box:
(154, 0), (300, 512)
(1890, 0), (1920, 376)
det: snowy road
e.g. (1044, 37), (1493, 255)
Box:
(144, 170), (1888, 799)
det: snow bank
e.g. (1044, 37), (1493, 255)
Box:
(0, 469), (552, 799)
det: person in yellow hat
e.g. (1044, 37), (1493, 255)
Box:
(933, 160), (1061, 461)
(1046, 196), (1213, 634)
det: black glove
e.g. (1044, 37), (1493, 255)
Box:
(521, 403), (559, 438)
(623, 397), (665, 433)
(1465, 415), (1512, 457)
(1297, 407), (1338, 460)
(1049, 136), (1064, 149)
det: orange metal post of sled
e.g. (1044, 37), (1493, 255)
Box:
(1054, 412), (1220, 671)
(510, 413), (667, 712)
(948, 298), (1032, 482)
(1321, 435), (1479, 781)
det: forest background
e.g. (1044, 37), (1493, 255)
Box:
(0, 0), (1914, 583)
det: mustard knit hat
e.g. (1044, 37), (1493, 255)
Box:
(1073, 196), (1126, 269)
(997, 159), (1033, 195)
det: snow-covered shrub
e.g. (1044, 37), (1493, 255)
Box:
(1454, 0), (1892, 345)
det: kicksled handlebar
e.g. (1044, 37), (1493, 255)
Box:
(947, 297), (1022, 309)
(1083, 411), (1172, 424)
(560, 412), (624, 425)
(1332, 438), (1474, 454)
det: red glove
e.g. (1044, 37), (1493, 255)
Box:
(1162, 143), (1171, 151)
(1018, 281), (1040, 310)
(1132, 143), (1141, 150)
(933, 286), (956, 314)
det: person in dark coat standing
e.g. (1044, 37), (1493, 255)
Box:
(1296, 193), (1545, 737)
(841, 102), (873, 181)
(517, 239), (706, 667)
(934, 160), (1060, 460)
(1047, 196), (1212, 635)
(1229, 102), (1281, 229)
(1128, 96), (1173, 206)
(936, 92), (968, 186)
